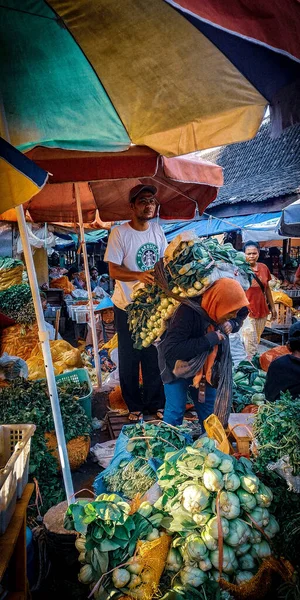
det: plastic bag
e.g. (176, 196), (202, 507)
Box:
(229, 332), (248, 368)
(0, 352), (28, 381)
(267, 455), (300, 493)
(90, 440), (117, 468)
(93, 429), (133, 495)
(27, 339), (82, 379)
(260, 345), (291, 372)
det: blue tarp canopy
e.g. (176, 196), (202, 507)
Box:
(163, 212), (282, 241)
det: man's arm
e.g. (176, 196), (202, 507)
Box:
(108, 262), (154, 285)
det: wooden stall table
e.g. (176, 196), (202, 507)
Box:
(0, 483), (34, 600)
(227, 413), (255, 456)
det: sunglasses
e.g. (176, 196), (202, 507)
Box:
(136, 197), (157, 205)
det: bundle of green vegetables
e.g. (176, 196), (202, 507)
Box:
(253, 393), (300, 567)
(127, 237), (252, 349)
(0, 378), (91, 513)
(155, 437), (278, 589)
(125, 422), (191, 460)
(65, 495), (164, 599)
(0, 283), (36, 325)
(232, 359), (266, 412)
(253, 392), (300, 477)
(97, 422), (191, 500)
(103, 458), (157, 499)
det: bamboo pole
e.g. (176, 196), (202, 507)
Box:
(75, 183), (102, 388)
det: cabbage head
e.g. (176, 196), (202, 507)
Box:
(205, 516), (229, 539)
(251, 541), (272, 559)
(192, 510), (211, 527)
(240, 474), (260, 494)
(166, 548), (183, 573)
(235, 543), (251, 557)
(213, 491), (240, 520)
(203, 467), (224, 492)
(237, 489), (257, 511)
(182, 484), (210, 513)
(183, 534), (208, 561)
(210, 544), (238, 574)
(235, 571), (254, 585)
(211, 570), (230, 582)
(201, 529), (218, 551)
(223, 472), (240, 492)
(225, 518), (251, 548)
(199, 554), (212, 572)
(238, 553), (256, 571)
(180, 566), (207, 587)
(245, 508), (269, 528)
(219, 457), (234, 473)
(264, 515), (280, 539)
(248, 529), (262, 544)
(205, 452), (222, 468)
(255, 483), (273, 508)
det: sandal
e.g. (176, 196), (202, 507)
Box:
(128, 411), (143, 422)
(156, 409), (164, 420)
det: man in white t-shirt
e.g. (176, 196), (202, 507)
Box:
(105, 184), (167, 421)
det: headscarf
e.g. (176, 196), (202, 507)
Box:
(194, 278), (249, 386)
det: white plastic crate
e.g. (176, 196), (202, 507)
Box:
(0, 424), (35, 534)
(75, 307), (88, 323)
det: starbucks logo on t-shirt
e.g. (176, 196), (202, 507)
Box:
(136, 243), (159, 271)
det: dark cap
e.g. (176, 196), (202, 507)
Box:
(129, 184), (157, 203)
(288, 321), (300, 341)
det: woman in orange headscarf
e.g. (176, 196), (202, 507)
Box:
(158, 278), (249, 430)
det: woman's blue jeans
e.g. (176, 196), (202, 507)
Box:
(163, 378), (216, 431)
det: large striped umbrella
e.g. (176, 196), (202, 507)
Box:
(1, 0), (299, 158)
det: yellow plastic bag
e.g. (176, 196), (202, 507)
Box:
(272, 291), (293, 308)
(102, 333), (118, 354)
(27, 339), (83, 379)
(203, 414), (231, 454)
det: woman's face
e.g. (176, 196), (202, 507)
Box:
(245, 246), (259, 267)
(218, 310), (238, 324)
(102, 308), (114, 324)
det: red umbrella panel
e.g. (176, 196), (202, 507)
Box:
(21, 147), (223, 222)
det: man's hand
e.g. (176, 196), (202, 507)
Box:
(222, 321), (233, 335)
(137, 270), (154, 285)
(271, 307), (277, 320)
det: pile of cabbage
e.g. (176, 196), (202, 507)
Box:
(156, 437), (279, 588)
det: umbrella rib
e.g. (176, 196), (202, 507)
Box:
(0, 4), (58, 22)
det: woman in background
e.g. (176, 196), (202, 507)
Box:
(242, 241), (276, 358)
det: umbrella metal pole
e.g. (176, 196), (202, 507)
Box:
(75, 183), (102, 388)
(0, 96), (74, 503)
(15, 205), (75, 502)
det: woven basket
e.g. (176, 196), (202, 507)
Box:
(45, 432), (90, 471)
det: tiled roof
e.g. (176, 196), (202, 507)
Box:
(201, 120), (300, 208)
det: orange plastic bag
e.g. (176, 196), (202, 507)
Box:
(27, 339), (83, 379)
(50, 276), (75, 294)
(260, 345), (291, 372)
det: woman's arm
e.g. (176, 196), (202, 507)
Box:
(266, 285), (277, 320)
